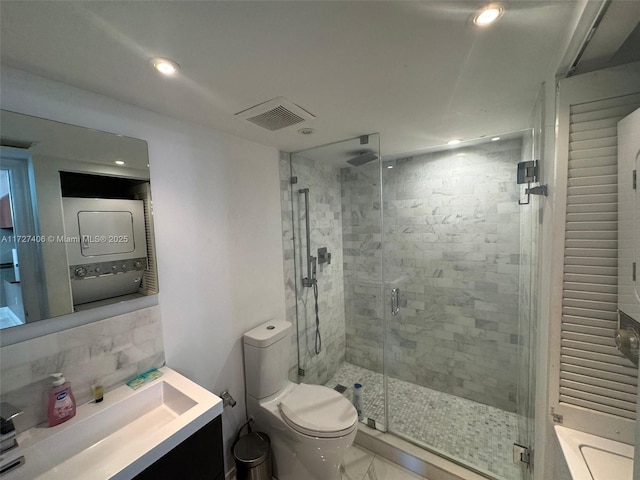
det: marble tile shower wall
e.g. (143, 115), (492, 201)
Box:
(340, 163), (384, 373)
(355, 139), (522, 412)
(279, 153), (346, 385)
(0, 306), (164, 430)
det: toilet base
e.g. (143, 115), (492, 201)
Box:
(270, 426), (356, 480)
(246, 386), (357, 480)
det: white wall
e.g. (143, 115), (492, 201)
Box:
(0, 66), (287, 470)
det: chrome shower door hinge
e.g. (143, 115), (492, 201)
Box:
(517, 160), (538, 184)
(513, 444), (532, 467)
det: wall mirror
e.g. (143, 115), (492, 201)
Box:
(0, 110), (158, 338)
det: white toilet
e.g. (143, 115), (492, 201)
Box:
(243, 320), (358, 480)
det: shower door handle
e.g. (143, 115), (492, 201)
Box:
(391, 288), (400, 316)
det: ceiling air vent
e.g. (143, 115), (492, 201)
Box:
(235, 96), (315, 131)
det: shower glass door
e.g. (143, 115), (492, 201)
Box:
(285, 134), (386, 429)
(381, 132), (537, 480)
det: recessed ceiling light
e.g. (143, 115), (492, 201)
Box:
(115, 160), (126, 165)
(151, 57), (180, 76)
(474, 5), (504, 27)
(447, 139), (462, 146)
(491, 136), (501, 141)
(298, 128), (315, 135)
(387, 165), (394, 169)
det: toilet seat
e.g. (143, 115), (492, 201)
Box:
(278, 384), (358, 438)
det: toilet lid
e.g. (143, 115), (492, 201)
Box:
(279, 384), (358, 438)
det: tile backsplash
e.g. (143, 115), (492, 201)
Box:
(0, 306), (164, 431)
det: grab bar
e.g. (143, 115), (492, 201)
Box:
(298, 188), (315, 288)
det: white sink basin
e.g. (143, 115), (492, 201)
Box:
(555, 425), (634, 480)
(0, 367), (223, 479)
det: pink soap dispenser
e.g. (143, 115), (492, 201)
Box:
(47, 373), (76, 426)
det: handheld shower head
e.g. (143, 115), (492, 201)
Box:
(346, 151), (378, 167)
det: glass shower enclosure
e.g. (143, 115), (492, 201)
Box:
(280, 130), (537, 480)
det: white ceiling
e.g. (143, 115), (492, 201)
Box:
(0, 1), (634, 157)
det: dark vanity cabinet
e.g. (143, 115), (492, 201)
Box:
(134, 415), (224, 480)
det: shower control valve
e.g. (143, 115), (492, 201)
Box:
(318, 247), (331, 265)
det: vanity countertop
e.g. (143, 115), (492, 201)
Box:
(0, 366), (223, 479)
(555, 425), (634, 480)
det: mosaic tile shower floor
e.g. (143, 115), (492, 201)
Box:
(325, 362), (523, 480)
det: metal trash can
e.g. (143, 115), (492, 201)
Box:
(233, 419), (272, 480)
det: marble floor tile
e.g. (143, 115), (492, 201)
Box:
(365, 456), (426, 480)
(230, 445), (426, 480)
(341, 445), (428, 480)
(342, 445), (376, 480)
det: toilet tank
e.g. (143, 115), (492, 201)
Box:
(243, 320), (292, 399)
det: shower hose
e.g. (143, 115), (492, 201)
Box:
(314, 279), (321, 354)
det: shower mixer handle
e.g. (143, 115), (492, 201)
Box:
(318, 247), (331, 265)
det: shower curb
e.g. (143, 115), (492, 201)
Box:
(355, 424), (490, 480)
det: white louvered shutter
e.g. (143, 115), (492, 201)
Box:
(141, 191), (159, 294)
(132, 182), (159, 295)
(560, 92), (640, 421)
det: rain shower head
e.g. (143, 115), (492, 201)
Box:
(346, 151), (379, 167)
